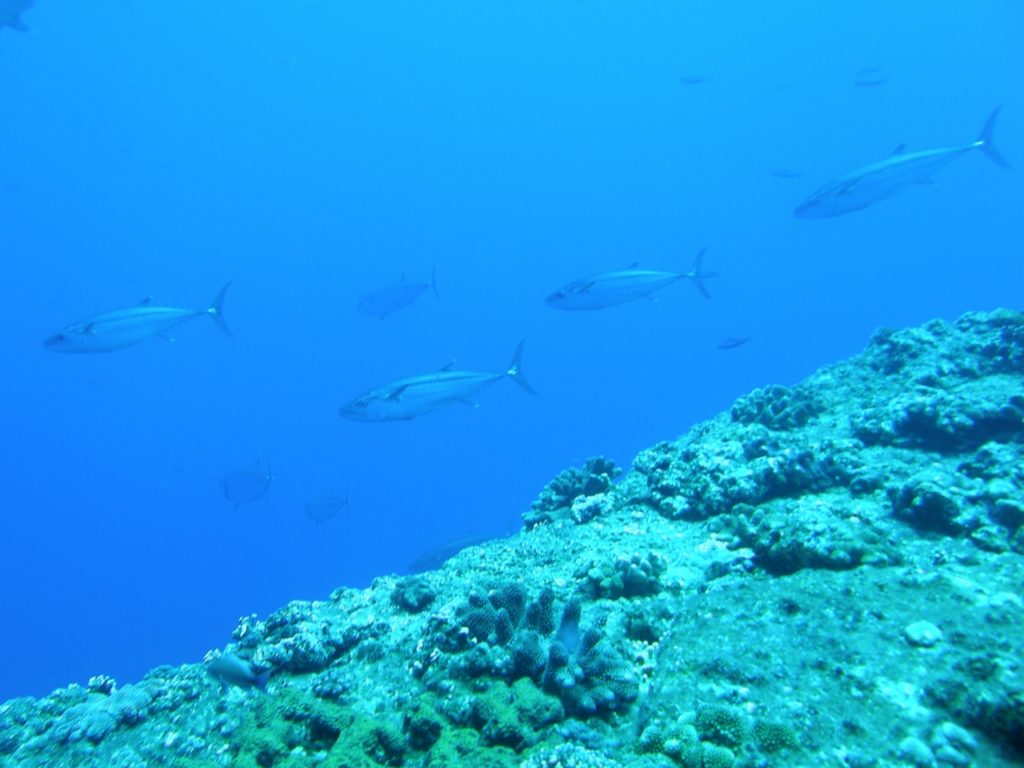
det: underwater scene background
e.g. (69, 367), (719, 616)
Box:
(1, 2), (1022, 763)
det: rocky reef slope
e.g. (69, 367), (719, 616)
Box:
(2, 309), (1023, 768)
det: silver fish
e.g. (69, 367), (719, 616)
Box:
(407, 532), (491, 574)
(206, 653), (270, 691)
(221, 460), (272, 508)
(0, 0), (34, 31)
(44, 283), (232, 353)
(853, 66), (889, 87)
(546, 250), (713, 311)
(795, 109), (1010, 219)
(340, 341), (534, 422)
(358, 265), (438, 319)
(771, 168), (802, 179)
(305, 489), (348, 524)
(717, 336), (751, 350)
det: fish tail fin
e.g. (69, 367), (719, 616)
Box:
(977, 107), (1011, 169)
(686, 248), (716, 299)
(261, 456), (273, 502)
(255, 670), (271, 692)
(208, 282), (234, 337)
(430, 262), (440, 300)
(507, 340), (537, 395)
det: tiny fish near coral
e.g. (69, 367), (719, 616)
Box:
(205, 652), (270, 691)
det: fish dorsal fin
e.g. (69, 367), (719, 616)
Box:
(440, 360), (456, 372)
(83, 322), (96, 336)
(387, 384), (409, 401)
(892, 143), (907, 156)
(139, 296), (153, 306)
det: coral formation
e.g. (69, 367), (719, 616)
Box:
(2, 309), (1024, 768)
(523, 457), (622, 528)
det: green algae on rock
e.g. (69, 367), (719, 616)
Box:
(2, 309), (1023, 768)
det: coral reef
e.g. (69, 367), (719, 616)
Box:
(523, 457), (622, 528)
(2, 309), (1024, 768)
(418, 584), (638, 720)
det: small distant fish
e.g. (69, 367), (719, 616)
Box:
(358, 265), (438, 319)
(771, 168), (802, 179)
(407, 532), (491, 573)
(206, 653), (270, 691)
(678, 75), (710, 86)
(717, 336), (751, 350)
(44, 284), (232, 353)
(853, 67), (889, 87)
(305, 489), (349, 524)
(546, 250), (714, 311)
(0, 0), (34, 31)
(221, 460), (272, 508)
(340, 341), (535, 422)
(795, 108), (1010, 219)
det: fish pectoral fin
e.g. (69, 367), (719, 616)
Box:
(440, 360), (456, 371)
(892, 143), (908, 155)
(387, 384), (409, 401)
(139, 296), (154, 306)
(838, 181), (857, 196)
(580, 281), (598, 294)
(83, 323), (97, 336)
(627, 261), (640, 269)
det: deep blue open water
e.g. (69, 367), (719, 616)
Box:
(1, 0), (1021, 700)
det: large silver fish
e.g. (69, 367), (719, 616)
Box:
(407, 532), (492, 573)
(305, 489), (348, 524)
(221, 460), (272, 509)
(358, 265), (438, 320)
(340, 341), (534, 422)
(43, 284), (232, 353)
(795, 108), (1010, 219)
(545, 250), (713, 311)
(0, 0), (34, 31)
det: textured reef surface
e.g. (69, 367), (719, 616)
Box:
(3, 309), (1023, 768)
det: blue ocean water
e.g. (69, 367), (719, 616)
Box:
(0, 0), (1020, 701)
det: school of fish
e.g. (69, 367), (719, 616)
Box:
(10, 0), (1015, 692)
